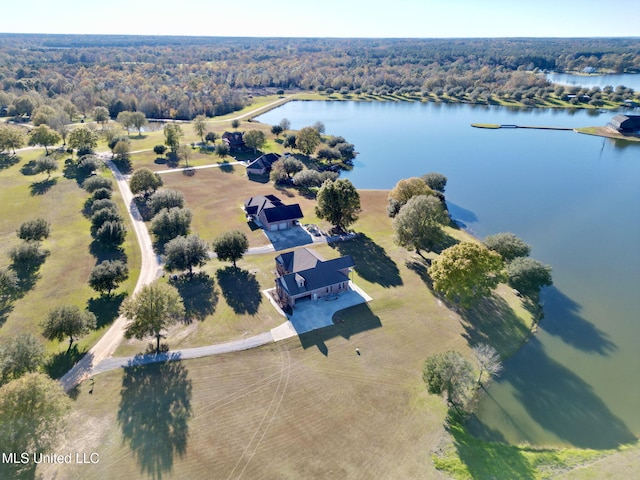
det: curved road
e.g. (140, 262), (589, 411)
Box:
(59, 156), (291, 390)
(60, 158), (163, 391)
(58, 96), (299, 390)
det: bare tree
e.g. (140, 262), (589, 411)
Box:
(472, 343), (503, 386)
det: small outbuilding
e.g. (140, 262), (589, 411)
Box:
(608, 115), (640, 133)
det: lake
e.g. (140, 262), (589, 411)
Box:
(547, 72), (640, 91)
(257, 101), (640, 448)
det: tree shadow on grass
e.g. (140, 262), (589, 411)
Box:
(458, 293), (532, 357)
(89, 241), (127, 264)
(330, 234), (402, 288)
(62, 158), (88, 186)
(219, 162), (234, 173)
(405, 258), (432, 287)
(275, 185), (295, 198)
(88, 292), (127, 329)
(20, 160), (38, 176)
(169, 272), (218, 322)
(444, 414), (537, 480)
(29, 177), (57, 195)
(297, 303), (382, 356)
(118, 359), (192, 480)
(0, 302), (13, 328)
(538, 286), (617, 356)
(112, 157), (132, 174)
(215, 267), (261, 315)
(11, 252), (49, 294)
(44, 344), (87, 379)
(0, 152), (20, 170)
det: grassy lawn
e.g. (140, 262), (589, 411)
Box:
(0, 149), (140, 372)
(41, 176), (588, 479)
(8, 96), (633, 478)
(160, 165), (323, 247)
(432, 419), (612, 480)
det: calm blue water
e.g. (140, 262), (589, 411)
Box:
(257, 101), (640, 448)
(547, 72), (640, 91)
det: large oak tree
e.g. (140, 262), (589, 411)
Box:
(428, 242), (504, 308)
(120, 281), (185, 353)
(315, 178), (361, 232)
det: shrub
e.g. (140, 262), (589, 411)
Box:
(82, 176), (113, 193)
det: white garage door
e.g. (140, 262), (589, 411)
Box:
(270, 224), (279, 231)
(278, 222), (288, 230)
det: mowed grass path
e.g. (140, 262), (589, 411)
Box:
(0, 149), (140, 359)
(41, 182), (542, 479)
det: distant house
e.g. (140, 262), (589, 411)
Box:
(244, 194), (303, 231)
(274, 248), (355, 307)
(246, 153), (281, 175)
(608, 115), (640, 133)
(222, 131), (246, 152)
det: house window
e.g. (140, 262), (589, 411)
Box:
(326, 287), (329, 293)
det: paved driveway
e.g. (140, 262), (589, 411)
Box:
(264, 225), (316, 251)
(287, 284), (372, 334)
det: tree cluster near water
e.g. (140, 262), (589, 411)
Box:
(389, 174), (449, 254)
(429, 242), (505, 308)
(2, 36), (637, 125)
(393, 195), (449, 255)
(423, 343), (503, 411)
(483, 232), (552, 297)
(315, 179), (361, 232)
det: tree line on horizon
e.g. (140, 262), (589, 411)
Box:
(1, 35), (639, 123)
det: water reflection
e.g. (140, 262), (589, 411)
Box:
(468, 337), (635, 449)
(540, 287), (617, 356)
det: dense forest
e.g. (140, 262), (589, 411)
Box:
(0, 34), (638, 121)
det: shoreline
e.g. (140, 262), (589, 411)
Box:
(260, 89), (638, 113)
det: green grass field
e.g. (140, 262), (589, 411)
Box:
(34, 168), (569, 479)
(0, 149), (140, 368)
(5, 98), (636, 479)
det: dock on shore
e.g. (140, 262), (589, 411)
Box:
(471, 123), (574, 131)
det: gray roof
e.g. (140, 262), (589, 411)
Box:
(609, 114), (640, 131)
(244, 195), (303, 223)
(276, 248), (325, 274)
(246, 153), (281, 171)
(244, 195), (283, 216)
(277, 254), (355, 296)
(263, 204), (303, 223)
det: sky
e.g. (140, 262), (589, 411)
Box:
(2, 0), (639, 38)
